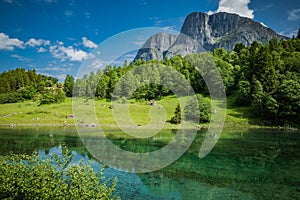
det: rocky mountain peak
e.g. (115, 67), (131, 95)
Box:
(134, 32), (177, 61)
(134, 12), (289, 61)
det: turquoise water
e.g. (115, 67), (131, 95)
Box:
(0, 127), (299, 199)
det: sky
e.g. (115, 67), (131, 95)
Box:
(0, 0), (300, 81)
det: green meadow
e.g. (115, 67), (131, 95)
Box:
(0, 95), (260, 129)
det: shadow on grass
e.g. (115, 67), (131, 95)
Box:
(225, 93), (262, 126)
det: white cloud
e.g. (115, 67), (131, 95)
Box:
(38, 67), (71, 72)
(0, 33), (24, 51)
(82, 37), (97, 48)
(50, 42), (88, 62)
(37, 47), (47, 53)
(25, 38), (50, 47)
(288, 8), (300, 21)
(11, 54), (28, 61)
(208, 0), (254, 19)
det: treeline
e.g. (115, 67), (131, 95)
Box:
(0, 68), (65, 105)
(232, 38), (300, 126)
(73, 37), (300, 126)
(1, 37), (299, 126)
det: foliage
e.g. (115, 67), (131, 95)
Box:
(170, 103), (181, 124)
(170, 94), (211, 124)
(184, 94), (211, 123)
(0, 146), (118, 200)
(1, 37), (300, 126)
(236, 80), (251, 105)
(39, 88), (66, 106)
(0, 68), (62, 104)
(0, 92), (23, 104)
(0, 68), (57, 94)
(63, 74), (74, 97)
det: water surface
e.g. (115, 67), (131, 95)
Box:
(0, 127), (299, 199)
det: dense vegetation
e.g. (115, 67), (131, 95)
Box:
(0, 146), (118, 199)
(0, 68), (65, 105)
(1, 37), (299, 127)
(73, 38), (300, 127)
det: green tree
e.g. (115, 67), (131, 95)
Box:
(253, 46), (279, 94)
(17, 86), (36, 100)
(96, 74), (109, 99)
(276, 75), (300, 125)
(236, 80), (251, 105)
(63, 74), (74, 97)
(0, 146), (118, 199)
(184, 94), (211, 123)
(39, 89), (56, 105)
(55, 88), (66, 103)
(251, 78), (264, 118)
(170, 103), (181, 124)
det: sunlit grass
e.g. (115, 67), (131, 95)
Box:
(0, 94), (261, 129)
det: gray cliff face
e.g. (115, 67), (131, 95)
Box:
(181, 12), (288, 51)
(134, 32), (177, 61)
(135, 12), (288, 61)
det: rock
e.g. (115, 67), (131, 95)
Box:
(135, 12), (288, 61)
(180, 12), (287, 51)
(67, 114), (75, 119)
(134, 32), (177, 61)
(89, 123), (97, 127)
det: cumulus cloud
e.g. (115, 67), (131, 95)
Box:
(208, 0), (254, 19)
(82, 37), (97, 48)
(25, 38), (50, 47)
(50, 42), (88, 62)
(288, 8), (300, 21)
(0, 33), (24, 51)
(37, 47), (47, 53)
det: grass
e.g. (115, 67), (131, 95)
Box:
(0, 98), (74, 126)
(0, 95), (263, 129)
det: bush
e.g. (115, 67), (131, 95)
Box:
(0, 146), (119, 200)
(0, 92), (24, 104)
(170, 94), (211, 124)
(184, 94), (211, 123)
(39, 88), (66, 106)
(17, 86), (37, 100)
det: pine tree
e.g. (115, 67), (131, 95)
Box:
(63, 75), (74, 97)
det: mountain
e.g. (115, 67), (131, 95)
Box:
(134, 32), (177, 61)
(134, 12), (288, 61)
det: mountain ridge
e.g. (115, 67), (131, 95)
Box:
(135, 12), (288, 61)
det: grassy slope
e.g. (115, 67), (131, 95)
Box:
(0, 95), (259, 128)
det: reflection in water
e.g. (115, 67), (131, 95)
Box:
(0, 127), (299, 199)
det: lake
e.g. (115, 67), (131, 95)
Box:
(0, 127), (299, 199)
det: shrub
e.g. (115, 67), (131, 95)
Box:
(0, 146), (119, 200)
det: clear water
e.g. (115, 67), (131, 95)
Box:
(0, 127), (299, 199)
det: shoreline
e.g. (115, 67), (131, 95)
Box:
(0, 123), (298, 132)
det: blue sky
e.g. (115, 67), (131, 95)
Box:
(0, 0), (300, 81)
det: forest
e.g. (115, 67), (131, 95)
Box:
(0, 68), (65, 105)
(1, 37), (299, 127)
